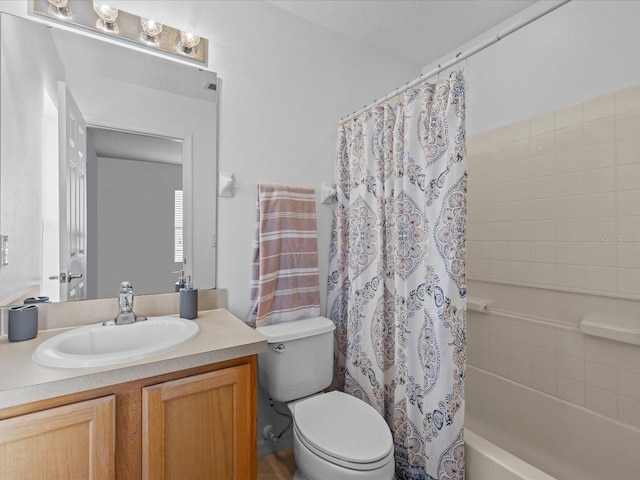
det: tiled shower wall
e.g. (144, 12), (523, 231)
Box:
(467, 309), (640, 429)
(467, 85), (640, 297)
(466, 85), (640, 430)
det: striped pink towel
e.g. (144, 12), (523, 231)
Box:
(246, 184), (321, 327)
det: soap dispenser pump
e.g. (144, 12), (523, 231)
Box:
(173, 269), (186, 292)
(179, 275), (198, 320)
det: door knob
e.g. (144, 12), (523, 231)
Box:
(67, 272), (83, 282)
(48, 272), (83, 283)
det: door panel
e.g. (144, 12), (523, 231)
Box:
(142, 365), (254, 479)
(0, 396), (115, 479)
(58, 83), (87, 301)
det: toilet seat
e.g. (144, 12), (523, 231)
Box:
(293, 391), (394, 471)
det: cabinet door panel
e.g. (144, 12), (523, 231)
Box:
(0, 395), (115, 480)
(143, 364), (253, 480)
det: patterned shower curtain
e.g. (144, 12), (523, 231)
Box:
(327, 72), (466, 480)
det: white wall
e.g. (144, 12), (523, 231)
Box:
(215, 5), (419, 319)
(95, 157), (182, 298)
(423, 0), (640, 432)
(0, 15), (64, 303)
(422, 0), (640, 136)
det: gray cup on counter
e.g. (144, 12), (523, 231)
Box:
(8, 304), (38, 342)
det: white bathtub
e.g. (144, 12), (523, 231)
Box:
(465, 429), (555, 480)
(466, 366), (640, 480)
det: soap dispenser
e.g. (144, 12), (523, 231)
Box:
(179, 275), (198, 320)
(173, 269), (186, 292)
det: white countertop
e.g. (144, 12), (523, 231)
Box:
(0, 309), (267, 409)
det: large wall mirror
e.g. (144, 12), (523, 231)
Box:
(0, 13), (218, 305)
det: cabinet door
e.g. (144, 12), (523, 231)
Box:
(142, 364), (255, 480)
(0, 395), (115, 480)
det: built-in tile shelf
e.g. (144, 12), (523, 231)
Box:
(580, 314), (640, 346)
(467, 305), (640, 429)
(467, 296), (491, 313)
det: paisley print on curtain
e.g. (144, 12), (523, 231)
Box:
(328, 72), (466, 480)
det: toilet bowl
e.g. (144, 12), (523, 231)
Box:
(256, 317), (395, 480)
(289, 391), (395, 480)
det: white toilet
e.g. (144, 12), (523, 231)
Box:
(257, 316), (395, 480)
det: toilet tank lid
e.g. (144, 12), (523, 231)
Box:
(256, 316), (335, 343)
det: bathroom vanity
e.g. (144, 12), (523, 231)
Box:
(0, 308), (267, 479)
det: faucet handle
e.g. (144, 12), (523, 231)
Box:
(118, 281), (134, 312)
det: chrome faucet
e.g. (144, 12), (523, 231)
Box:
(103, 281), (147, 326)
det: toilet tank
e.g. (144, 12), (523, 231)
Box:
(256, 316), (336, 402)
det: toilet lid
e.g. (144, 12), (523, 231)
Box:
(294, 391), (393, 466)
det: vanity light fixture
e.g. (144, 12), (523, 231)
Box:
(30, 0), (208, 65)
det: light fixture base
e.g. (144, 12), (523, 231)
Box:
(29, 0), (208, 66)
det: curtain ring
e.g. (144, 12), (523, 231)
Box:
(455, 53), (463, 73)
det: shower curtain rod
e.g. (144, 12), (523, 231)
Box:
(339, 0), (571, 125)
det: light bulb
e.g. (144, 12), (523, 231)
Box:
(141, 18), (163, 38)
(48, 0), (68, 8)
(179, 31), (200, 53)
(93, 2), (118, 25)
(47, 0), (71, 18)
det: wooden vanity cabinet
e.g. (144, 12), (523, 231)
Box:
(0, 395), (115, 479)
(0, 355), (258, 480)
(143, 363), (253, 479)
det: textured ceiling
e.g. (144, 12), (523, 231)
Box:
(265, 0), (537, 66)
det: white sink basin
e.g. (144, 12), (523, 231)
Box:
(33, 316), (199, 368)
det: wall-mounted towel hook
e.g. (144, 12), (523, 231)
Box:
(219, 172), (235, 198)
(320, 182), (337, 204)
